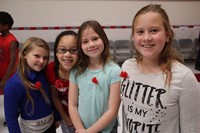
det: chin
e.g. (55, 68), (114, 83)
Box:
(33, 69), (43, 72)
(63, 66), (72, 71)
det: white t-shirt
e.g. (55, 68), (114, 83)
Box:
(121, 58), (200, 133)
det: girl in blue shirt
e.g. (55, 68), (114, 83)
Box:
(69, 20), (121, 133)
(4, 37), (56, 133)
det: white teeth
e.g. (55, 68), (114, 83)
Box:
(142, 45), (154, 48)
(64, 60), (72, 63)
(144, 45), (151, 48)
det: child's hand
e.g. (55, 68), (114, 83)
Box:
(75, 128), (98, 133)
(75, 128), (87, 133)
(63, 119), (73, 127)
(55, 121), (61, 128)
(0, 80), (6, 89)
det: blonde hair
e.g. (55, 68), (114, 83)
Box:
(131, 4), (184, 86)
(18, 37), (50, 116)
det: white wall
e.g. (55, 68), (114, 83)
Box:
(1, 0), (200, 43)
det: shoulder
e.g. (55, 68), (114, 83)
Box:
(6, 73), (21, 86)
(47, 61), (55, 70)
(121, 58), (137, 71)
(46, 62), (56, 84)
(106, 61), (121, 69)
(172, 61), (198, 84)
(4, 73), (24, 94)
(4, 34), (18, 48)
(7, 33), (18, 42)
(172, 61), (193, 75)
(46, 61), (55, 75)
(105, 61), (121, 72)
(104, 62), (121, 81)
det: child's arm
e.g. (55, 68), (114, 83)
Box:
(78, 81), (121, 133)
(51, 85), (73, 126)
(0, 41), (18, 88)
(68, 81), (85, 130)
(4, 81), (21, 133)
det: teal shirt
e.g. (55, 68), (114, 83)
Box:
(70, 62), (121, 133)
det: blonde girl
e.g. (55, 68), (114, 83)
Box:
(4, 37), (56, 133)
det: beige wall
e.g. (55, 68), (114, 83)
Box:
(1, 0), (200, 42)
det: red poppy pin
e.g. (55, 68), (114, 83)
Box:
(55, 79), (64, 88)
(92, 77), (102, 91)
(92, 77), (98, 84)
(34, 81), (41, 89)
(120, 71), (128, 78)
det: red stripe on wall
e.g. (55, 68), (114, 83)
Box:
(42, 27), (48, 30)
(11, 25), (200, 30)
(188, 25), (194, 28)
(30, 27), (36, 30)
(65, 26), (72, 29)
(121, 26), (127, 28)
(110, 26), (116, 29)
(18, 27), (24, 30)
(53, 27), (60, 30)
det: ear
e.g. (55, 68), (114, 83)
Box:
(165, 32), (170, 43)
(3, 24), (9, 30)
(3, 24), (9, 28)
(23, 55), (27, 60)
(131, 35), (134, 42)
(22, 52), (28, 60)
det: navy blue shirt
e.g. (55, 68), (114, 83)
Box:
(4, 70), (53, 133)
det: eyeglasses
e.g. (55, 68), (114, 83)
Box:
(56, 48), (78, 54)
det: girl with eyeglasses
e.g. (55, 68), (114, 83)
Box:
(46, 30), (78, 133)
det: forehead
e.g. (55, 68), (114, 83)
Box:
(134, 12), (164, 28)
(58, 35), (77, 47)
(82, 27), (97, 36)
(30, 45), (48, 52)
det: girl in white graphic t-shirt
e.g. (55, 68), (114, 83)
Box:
(121, 4), (200, 133)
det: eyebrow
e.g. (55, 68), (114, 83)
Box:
(58, 45), (77, 48)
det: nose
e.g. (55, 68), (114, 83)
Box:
(143, 32), (152, 41)
(39, 57), (47, 64)
(89, 40), (95, 48)
(39, 58), (44, 63)
(64, 50), (72, 56)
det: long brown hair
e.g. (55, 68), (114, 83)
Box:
(131, 4), (184, 85)
(18, 37), (50, 116)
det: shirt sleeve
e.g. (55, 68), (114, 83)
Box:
(110, 63), (122, 84)
(179, 70), (200, 132)
(69, 70), (77, 84)
(4, 80), (22, 133)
